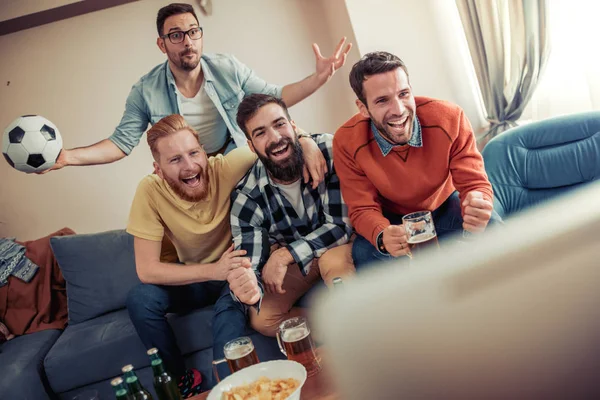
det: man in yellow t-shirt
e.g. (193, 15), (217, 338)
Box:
(125, 114), (261, 397)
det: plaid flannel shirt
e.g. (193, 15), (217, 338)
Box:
(230, 133), (352, 277)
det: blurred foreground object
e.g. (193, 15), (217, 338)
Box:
(316, 181), (600, 399)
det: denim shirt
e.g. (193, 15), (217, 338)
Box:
(109, 53), (283, 155)
(371, 116), (423, 157)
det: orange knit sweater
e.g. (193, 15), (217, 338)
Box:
(333, 97), (493, 246)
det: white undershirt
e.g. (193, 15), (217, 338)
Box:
(177, 83), (228, 153)
(275, 179), (305, 220)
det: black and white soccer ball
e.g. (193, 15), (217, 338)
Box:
(2, 115), (63, 173)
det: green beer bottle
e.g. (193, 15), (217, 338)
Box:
(122, 364), (153, 400)
(111, 377), (134, 400)
(147, 348), (182, 400)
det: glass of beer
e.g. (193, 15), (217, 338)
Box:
(402, 210), (439, 257)
(276, 317), (321, 377)
(212, 337), (259, 382)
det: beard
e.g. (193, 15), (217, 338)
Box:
(179, 48), (200, 71)
(370, 111), (414, 145)
(168, 47), (200, 71)
(164, 165), (209, 202)
(257, 137), (305, 183)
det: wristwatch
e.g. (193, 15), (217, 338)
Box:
(376, 232), (388, 254)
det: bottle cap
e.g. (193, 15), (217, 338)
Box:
(147, 348), (158, 355)
(121, 364), (134, 373)
(332, 277), (343, 285)
(111, 377), (123, 386)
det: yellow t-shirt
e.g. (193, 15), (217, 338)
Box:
(126, 147), (256, 264)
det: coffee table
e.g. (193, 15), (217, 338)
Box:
(190, 348), (338, 399)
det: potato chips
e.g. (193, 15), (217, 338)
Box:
(221, 376), (301, 400)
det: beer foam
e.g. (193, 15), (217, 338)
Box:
(226, 343), (254, 360)
(408, 232), (436, 244)
(282, 326), (310, 342)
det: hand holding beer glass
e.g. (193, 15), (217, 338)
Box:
(402, 210), (439, 257)
(276, 317), (321, 377)
(212, 337), (260, 382)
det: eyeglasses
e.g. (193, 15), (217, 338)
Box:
(161, 27), (203, 44)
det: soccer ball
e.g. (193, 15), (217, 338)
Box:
(2, 115), (63, 173)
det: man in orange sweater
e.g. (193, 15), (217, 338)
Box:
(333, 51), (502, 268)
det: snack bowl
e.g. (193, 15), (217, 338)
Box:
(208, 360), (307, 400)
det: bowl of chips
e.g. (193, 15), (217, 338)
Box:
(208, 360), (307, 400)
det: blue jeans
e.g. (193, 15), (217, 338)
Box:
(126, 280), (246, 386)
(352, 191), (503, 270)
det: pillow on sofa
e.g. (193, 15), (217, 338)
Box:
(50, 230), (141, 324)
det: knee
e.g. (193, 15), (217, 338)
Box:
(249, 310), (282, 338)
(351, 235), (376, 266)
(213, 292), (245, 320)
(351, 235), (395, 270)
(320, 244), (354, 270)
(126, 284), (167, 315)
(319, 245), (355, 285)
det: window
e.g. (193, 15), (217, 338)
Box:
(524, 0), (600, 120)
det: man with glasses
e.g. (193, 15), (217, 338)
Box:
(45, 3), (351, 172)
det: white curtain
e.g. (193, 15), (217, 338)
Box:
(456, 0), (550, 145)
(523, 0), (600, 120)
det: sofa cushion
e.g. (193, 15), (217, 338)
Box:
(0, 329), (61, 399)
(44, 307), (215, 393)
(50, 230), (141, 324)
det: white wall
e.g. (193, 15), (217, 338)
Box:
(0, 0), (359, 240)
(319, 0), (362, 118)
(344, 0), (486, 129)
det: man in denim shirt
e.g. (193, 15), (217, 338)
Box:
(47, 3), (351, 172)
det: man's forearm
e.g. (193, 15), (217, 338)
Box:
(137, 260), (215, 286)
(281, 74), (321, 107)
(63, 139), (127, 166)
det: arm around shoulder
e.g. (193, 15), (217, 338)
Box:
(221, 146), (257, 188)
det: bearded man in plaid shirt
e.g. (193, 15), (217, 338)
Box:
(230, 94), (354, 336)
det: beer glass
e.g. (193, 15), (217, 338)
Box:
(212, 337), (259, 382)
(402, 210), (439, 256)
(276, 316), (321, 377)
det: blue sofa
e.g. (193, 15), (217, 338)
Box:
(49, 230), (289, 399)
(482, 111), (600, 219)
(0, 329), (62, 399)
(1, 230), (285, 400)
